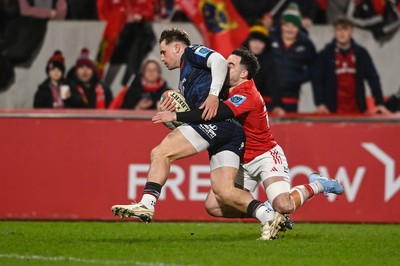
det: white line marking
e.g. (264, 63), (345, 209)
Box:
(0, 254), (192, 266)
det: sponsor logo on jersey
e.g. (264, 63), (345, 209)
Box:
(194, 46), (213, 58)
(229, 94), (247, 106)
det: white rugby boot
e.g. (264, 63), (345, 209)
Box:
(258, 212), (286, 240)
(111, 202), (154, 223)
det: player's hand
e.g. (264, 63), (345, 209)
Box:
(199, 94), (219, 120)
(158, 97), (176, 112)
(152, 111), (177, 124)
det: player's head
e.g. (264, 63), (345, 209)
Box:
(159, 28), (191, 70)
(227, 47), (260, 86)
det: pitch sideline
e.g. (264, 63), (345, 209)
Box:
(0, 253), (192, 266)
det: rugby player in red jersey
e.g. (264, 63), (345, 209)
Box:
(112, 29), (280, 240)
(153, 47), (344, 239)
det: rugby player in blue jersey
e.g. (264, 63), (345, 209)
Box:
(112, 28), (277, 239)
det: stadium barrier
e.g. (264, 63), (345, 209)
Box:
(1, 110), (399, 223)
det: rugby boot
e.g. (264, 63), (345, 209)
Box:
(309, 172), (344, 196)
(111, 202), (154, 223)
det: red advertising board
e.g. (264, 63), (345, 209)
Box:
(0, 111), (399, 223)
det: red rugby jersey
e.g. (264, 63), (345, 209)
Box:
(224, 79), (277, 163)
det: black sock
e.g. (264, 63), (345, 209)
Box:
(246, 199), (263, 218)
(143, 182), (162, 199)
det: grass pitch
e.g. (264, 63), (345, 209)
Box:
(0, 221), (399, 266)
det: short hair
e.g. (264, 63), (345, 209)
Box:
(231, 47), (260, 80)
(159, 28), (191, 46)
(140, 59), (162, 76)
(333, 17), (353, 28)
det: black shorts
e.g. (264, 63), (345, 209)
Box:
(188, 118), (245, 158)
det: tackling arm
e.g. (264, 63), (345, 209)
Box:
(176, 102), (234, 123)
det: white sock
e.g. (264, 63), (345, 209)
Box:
(255, 205), (275, 224)
(140, 194), (157, 210)
(310, 181), (324, 194)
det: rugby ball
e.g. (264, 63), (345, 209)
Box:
(160, 90), (190, 130)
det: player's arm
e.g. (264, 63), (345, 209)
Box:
(199, 53), (228, 120)
(179, 102), (234, 122)
(152, 102), (235, 124)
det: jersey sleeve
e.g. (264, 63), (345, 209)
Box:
(224, 90), (255, 117)
(185, 45), (214, 68)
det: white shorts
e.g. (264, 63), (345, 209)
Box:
(236, 144), (290, 192)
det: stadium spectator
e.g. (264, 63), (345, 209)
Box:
(264, 0), (318, 30)
(312, 17), (391, 114)
(67, 48), (113, 108)
(96, 0), (157, 87)
(269, 3), (317, 114)
(109, 59), (170, 110)
(34, 50), (81, 108)
(1, 0), (67, 66)
(242, 22), (280, 111)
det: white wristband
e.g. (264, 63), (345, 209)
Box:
(209, 87), (220, 96)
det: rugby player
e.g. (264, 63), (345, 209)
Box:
(153, 47), (344, 240)
(112, 29), (278, 238)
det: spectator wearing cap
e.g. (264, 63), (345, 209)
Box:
(67, 48), (113, 109)
(312, 18), (391, 115)
(242, 23), (280, 112)
(269, 3), (317, 114)
(34, 50), (81, 108)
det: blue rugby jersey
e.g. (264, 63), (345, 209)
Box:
(178, 44), (215, 110)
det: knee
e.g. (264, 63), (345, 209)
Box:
(204, 200), (220, 217)
(272, 193), (295, 214)
(204, 194), (222, 217)
(150, 145), (168, 161)
(212, 189), (232, 205)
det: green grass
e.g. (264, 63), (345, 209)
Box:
(0, 221), (399, 266)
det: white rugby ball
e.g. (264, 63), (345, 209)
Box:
(160, 90), (190, 130)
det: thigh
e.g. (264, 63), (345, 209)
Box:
(210, 166), (239, 198)
(157, 127), (202, 161)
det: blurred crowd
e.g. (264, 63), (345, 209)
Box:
(0, 0), (400, 114)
